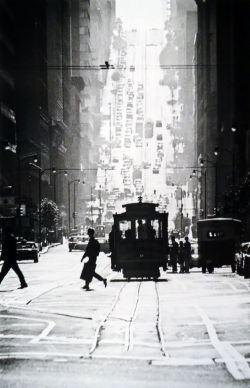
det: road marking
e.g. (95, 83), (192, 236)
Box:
(10, 323), (42, 327)
(0, 314), (55, 345)
(0, 334), (34, 339)
(152, 357), (214, 366)
(196, 305), (250, 380)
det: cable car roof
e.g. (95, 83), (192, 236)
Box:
(114, 202), (168, 220)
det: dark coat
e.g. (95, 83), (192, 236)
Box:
(80, 237), (100, 282)
(1, 234), (17, 262)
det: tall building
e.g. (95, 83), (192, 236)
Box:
(0, 1), (18, 219)
(195, 0), (250, 237)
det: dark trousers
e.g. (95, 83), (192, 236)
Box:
(0, 261), (26, 285)
(171, 256), (178, 272)
(93, 272), (104, 281)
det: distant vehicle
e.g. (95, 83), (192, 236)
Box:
(135, 122), (143, 137)
(16, 241), (39, 263)
(107, 203), (116, 211)
(112, 158), (119, 163)
(197, 218), (241, 273)
(145, 121), (154, 138)
(68, 235), (88, 252)
(133, 168), (142, 182)
(143, 162), (151, 169)
(235, 242), (250, 276)
(130, 65), (135, 71)
(156, 120), (162, 127)
(153, 168), (159, 174)
(157, 143), (163, 150)
(135, 137), (142, 147)
(157, 134), (163, 140)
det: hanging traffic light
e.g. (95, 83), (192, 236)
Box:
(16, 204), (26, 217)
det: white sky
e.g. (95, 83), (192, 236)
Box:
(116, 0), (164, 29)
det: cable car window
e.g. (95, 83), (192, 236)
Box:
(207, 231), (224, 239)
(119, 221), (132, 239)
(151, 220), (159, 238)
(136, 219), (147, 239)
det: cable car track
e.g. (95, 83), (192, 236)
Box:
(87, 282), (128, 356)
(154, 282), (169, 357)
(85, 279), (169, 359)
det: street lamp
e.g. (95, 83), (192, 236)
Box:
(190, 169), (207, 219)
(29, 164), (113, 240)
(172, 183), (184, 237)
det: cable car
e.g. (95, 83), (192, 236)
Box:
(112, 198), (169, 279)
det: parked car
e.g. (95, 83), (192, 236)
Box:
(68, 235), (88, 252)
(17, 241), (39, 263)
(235, 242), (250, 276)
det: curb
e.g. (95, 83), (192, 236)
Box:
(39, 243), (61, 255)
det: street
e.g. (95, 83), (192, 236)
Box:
(0, 244), (250, 387)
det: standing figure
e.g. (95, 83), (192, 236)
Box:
(148, 224), (156, 240)
(137, 220), (147, 239)
(0, 228), (28, 288)
(80, 228), (107, 291)
(170, 236), (179, 273)
(178, 241), (185, 273)
(184, 236), (191, 273)
(108, 225), (116, 269)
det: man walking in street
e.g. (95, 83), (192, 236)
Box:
(184, 236), (191, 273)
(0, 227), (28, 288)
(80, 228), (107, 291)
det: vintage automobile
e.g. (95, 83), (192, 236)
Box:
(68, 235), (88, 252)
(17, 241), (39, 263)
(197, 218), (241, 273)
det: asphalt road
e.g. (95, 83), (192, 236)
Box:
(0, 243), (250, 387)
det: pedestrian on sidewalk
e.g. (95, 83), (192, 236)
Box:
(0, 227), (28, 289)
(80, 228), (107, 291)
(170, 236), (178, 273)
(178, 240), (185, 273)
(184, 236), (191, 273)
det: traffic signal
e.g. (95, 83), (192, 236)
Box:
(20, 206), (24, 216)
(16, 205), (26, 217)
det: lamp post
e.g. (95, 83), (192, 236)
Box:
(172, 183), (183, 237)
(190, 168), (207, 219)
(68, 179), (84, 234)
(29, 164), (114, 240)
